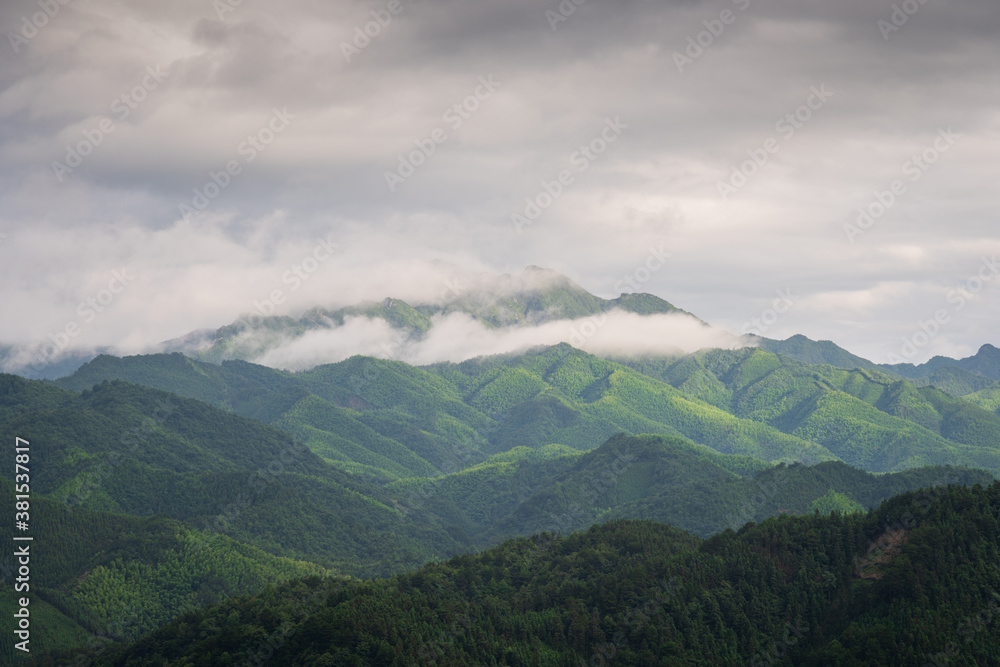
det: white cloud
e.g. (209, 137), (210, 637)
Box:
(242, 309), (746, 371)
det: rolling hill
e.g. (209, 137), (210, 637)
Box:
(35, 481), (1000, 666)
(56, 342), (1000, 476)
(0, 477), (332, 662)
(6, 364), (997, 659)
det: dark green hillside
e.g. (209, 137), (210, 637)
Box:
(0, 478), (330, 663)
(7, 368), (997, 662)
(0, 375), (476, 577)
(484, 434), (991, 542)
(2, 378), (333, 495)
(11, 370), (990, 584)
(56, 354), (496, 481)
(381, 434), (990, 560)
(40, 482), (1000, 666)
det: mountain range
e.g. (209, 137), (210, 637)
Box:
(7, 267), (1000, 392)
(3, 267), (999, 662)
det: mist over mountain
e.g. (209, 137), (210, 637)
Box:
(188, 265), (745, 369)
(0, 267), (740, 377)
(5, 268), (999, 396)
(7, 281), (1000, 662)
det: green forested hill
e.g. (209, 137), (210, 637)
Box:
(55, 343), (1000, 480)
(0, 375), (476, 577)
(965, 382), (1000, 415)
(614, 346), (1000, 472)
(0, 478), (332, 663)
(908, 365), (997, 396)
(8, 275), (1000, 664)
(8, 370), (989, 580)
(6, 366), (998, 660)
(884, 343), (1000, 382)
(756, 335), (1000, 391)
(55, 353), (497, 482)
(36, 482), (1000, 666)
(436, 433), (992, 544)
(755, 333), (881, 370)
(56, 348), (834, 477)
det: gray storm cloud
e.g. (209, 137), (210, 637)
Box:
(0, 0), (998, 366)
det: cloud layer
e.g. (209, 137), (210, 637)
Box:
(1, 0), (998, 365)
(249, 310), (745, 371)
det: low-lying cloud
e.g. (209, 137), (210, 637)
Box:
(246, 309), (746, 371)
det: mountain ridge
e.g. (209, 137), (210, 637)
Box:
(2, 267), (997, 405)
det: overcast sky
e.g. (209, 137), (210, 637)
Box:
(1, 0), (998, 367)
